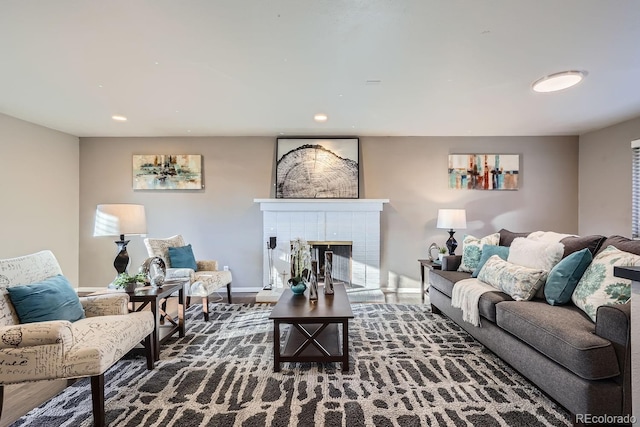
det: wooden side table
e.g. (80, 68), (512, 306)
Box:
(418, 259), (441, 303)
(127, 280), (186, 361)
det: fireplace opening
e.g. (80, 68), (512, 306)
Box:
(307, 241), (352, 285)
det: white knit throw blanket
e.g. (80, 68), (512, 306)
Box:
(451, 278), (498, 327)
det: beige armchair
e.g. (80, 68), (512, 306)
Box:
(144, 235), (232, 321)
(0, 250), (155, 427)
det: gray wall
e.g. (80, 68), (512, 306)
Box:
(80, 135), (578, 291)
(579, 116), (640, 237)
(0, 113), (80, 284)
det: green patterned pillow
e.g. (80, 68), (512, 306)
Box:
(571, 245), (640, 322)
(457, 233), (500, 273)
(477, 255), (547, 301)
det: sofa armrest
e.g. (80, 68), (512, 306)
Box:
(80, 293), (130, 317)
(595, 303), (631, 415)
(0, 321), (73, 349)
(441, 255), (462, 271)
(197, 260), (219, 271)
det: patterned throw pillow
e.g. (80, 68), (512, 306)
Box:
(571, 245), (640, 322)
(471, 244), (510, 278)
(457, 233), (500, 273)
(477, 255), (547, 301)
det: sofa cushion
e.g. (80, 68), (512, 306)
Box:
(498, 229), (530, 247)
(429, 269), (512, 322)
(471, 245), (509, 278)
(571, 245), (640, 322)
(496, 301), (620, 380)
(478, 256), (547, 301)
(545, 248), (593, 306)
(7, 275), (85, 324)
(560, 235), (606, 258)
(457, 233), (500, 273)
(597, 235), (640, 256)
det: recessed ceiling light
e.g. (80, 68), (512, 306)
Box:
(112, 115), (127, 122)
(314, 113), (328, 122)
(532, 70), (587, 93)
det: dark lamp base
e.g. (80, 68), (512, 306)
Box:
(445, 229), (458, 255)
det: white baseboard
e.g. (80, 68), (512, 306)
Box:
(383, 287), (421, 294)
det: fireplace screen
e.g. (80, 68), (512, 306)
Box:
(307, 241), (352, 285)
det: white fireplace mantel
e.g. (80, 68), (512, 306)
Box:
(254, 198), (389, 212)
(254, 198), (389, 298)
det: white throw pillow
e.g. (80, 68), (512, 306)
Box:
(477, 255), (547, 301)
(571, 245), (639, 322)
(507, 237), (564, 272)
(457, 233), (500, 273)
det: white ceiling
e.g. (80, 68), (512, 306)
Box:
(1, 1), (640, 138)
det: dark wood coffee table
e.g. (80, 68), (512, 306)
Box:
(269, 283), (354, 372)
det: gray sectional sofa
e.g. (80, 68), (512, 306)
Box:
(428, 230), (632, 422)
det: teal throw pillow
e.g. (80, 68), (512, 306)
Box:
(472, 244), (510, 278)
(168, 244), (198, 271)
(7, 274), (85, 324)
(545, 248), (592, 306)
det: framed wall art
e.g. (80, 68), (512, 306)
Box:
(133, 154), (203, 190)
(448, 154), (519, 190)
(276, 137), (359, 198)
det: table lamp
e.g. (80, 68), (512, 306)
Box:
(436, 209), (467, 255)
(94, 204), (147, 275)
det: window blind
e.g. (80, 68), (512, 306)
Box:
(632, 139), (640, 238)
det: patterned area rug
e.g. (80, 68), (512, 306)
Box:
(14, 303), (570, 426)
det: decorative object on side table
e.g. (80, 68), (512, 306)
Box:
(324, 251), (334, 295)
(113, 272), (148, 292)
(139, 256), (166, 287)
(436, 208), (467, 255)
(438, 247), (447, 263)
(93, 204), (147, 279)
(289, 238), (311, 295)
(427, 242), (440, 262)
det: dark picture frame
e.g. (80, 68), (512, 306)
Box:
(276, 137), (359, 199)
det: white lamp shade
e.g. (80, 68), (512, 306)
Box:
(436, 209), (467, 230)
(94, 204), (147, 237)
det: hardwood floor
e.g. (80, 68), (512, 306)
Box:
(0, 289), (425, 426)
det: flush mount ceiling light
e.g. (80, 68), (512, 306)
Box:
(112, 115), (128, 122)
(314, 113), (328, 122)
(532, 70), (587, 93)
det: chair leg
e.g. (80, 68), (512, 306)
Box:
(226, 282), (232, 303)
(145, 333), (155, 369)
(202, 296), (209, 321)
(186, 296), (191, 309)
(0, 384), (4, 419)
(91, 374), (105, 427)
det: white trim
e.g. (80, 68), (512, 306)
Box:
(254, 198), (389, 212)
(631, 139), (640, 149)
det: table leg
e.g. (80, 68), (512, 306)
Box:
(342, 319), (349, 372)
(420, 263), (426, 303)
(274, 320), (281, 372)
(178, 285), (185, 338)
(151, 299), (161, 361)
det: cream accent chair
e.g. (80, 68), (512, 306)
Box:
(144, 235), (232, 321)
(0, 251), (155, 427)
